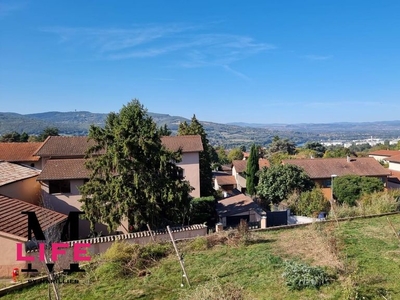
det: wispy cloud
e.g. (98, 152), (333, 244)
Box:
(0, 1), (26, 18)
(304, 55), (333, 61)
(42, 23), (274, 80)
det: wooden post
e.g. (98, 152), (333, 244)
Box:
(146, 224), (155, 242)
(166, 226), (190, 287)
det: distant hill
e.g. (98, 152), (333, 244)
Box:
(1, 111), (399, 148)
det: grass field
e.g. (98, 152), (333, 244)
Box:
(2, 214), (400, 300)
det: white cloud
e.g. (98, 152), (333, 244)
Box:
(42, 23), (275, 80)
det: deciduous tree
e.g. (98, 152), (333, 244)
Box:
(332, 175), (384, 206)
(257, 164), (314, 206)
(228, 147), (244, 162)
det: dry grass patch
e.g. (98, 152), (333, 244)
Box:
(269, 223), (343, 271)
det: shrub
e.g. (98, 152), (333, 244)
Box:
(282, 261), (332, 290)
(189, 196), (216, 225)
(333, 175), (384, 206)
(331, 190), (400, 218)
(288, 187), (330, 217)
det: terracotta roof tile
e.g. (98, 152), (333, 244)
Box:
(259, 158), (270, 169)
(232, 159), (270, 173)
(215, 175), (237, 186)
(386, 154), (400, 163)
(161, 135), (203, 152)
(283, 157), (391, 179)
(37, 158), (90, 181)
(0, 161), (40, 186)
(0, 194), (68, 239)
(216, 193), (264, 217)
(232, 160), (247, 173)
(0, 142), (42, 162)
(369, 150), (400, 157)
(34, 136), (98, 157)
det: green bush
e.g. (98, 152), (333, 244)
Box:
(189, 196), (216, 225)
(333, 175), (384, 206)
(282, 261), (332, 290)
(288, 188), (330, 217)
(332, 190), (400, 218)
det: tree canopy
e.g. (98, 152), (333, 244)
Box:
(80, 100), (192, 232)
(333, 175), (385, 206)
(0, 131), (29, 142)
(228, 147), (244, 162)
(178, 115), (214, 197)
(257, 164), (314, 206)
(246, 144), (259, 196)
(304, 142), (326, 158)
(266, 136), (296, 156)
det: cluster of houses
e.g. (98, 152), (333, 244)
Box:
(0, 136), (399, 277)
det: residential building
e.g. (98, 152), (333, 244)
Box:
(231, 158), (270, 193)
(283, 157), (391, 199)
(0, 194), (67, 277)
(0, 161), (41, 205)
(0, 142), (43, 169)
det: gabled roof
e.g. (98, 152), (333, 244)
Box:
(37, 158), (90, 181)
(36, 135), (203, 157)
(386, 154), (400, 163)
(0, 194), (68, 239)
(0, 142), (42, 162)
(216, 193), (264, 217)
(232, 159), (270, 173)
(0, 161), (40, 186)
(282, 157), (391, 179)
(34, 136), (98, 157)
(369, 150), (400, 157)
(232, 160), (247, 173)
(215, 175), (237, 186)
(161, 135), (203, 152)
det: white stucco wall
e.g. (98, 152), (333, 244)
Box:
(389, 162), (400, 171)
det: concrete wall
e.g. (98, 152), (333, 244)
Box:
(178, 152), (200, 198)
(0, 176), (41, 205)
(0, 233), (26, 278)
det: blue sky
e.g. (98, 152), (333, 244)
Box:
(1, 1), (399, 124)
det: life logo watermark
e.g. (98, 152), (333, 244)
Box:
(16, 211), (91, 282)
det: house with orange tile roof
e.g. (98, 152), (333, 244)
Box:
(231, 158), (270, 193)
(0, 142), (43, 169)
(0, 161), (41, 205)
(213, 172), (237, 195)
(34, 135), (204, 236)
(0, 194), (67, 277)
(283, 157), (391, 199)
(368, 149), (400, 163)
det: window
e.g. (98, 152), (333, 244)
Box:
(49, 180), (71, 194)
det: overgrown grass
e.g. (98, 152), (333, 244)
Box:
(332, 190), (400, 219)
(3, 214), (400, 299)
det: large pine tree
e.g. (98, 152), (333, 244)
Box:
(80, 100), (192, 232)
(246, 144), (259, 196)
(178, 115), (214, 197)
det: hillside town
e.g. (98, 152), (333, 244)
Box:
(1, 101), (400, 297)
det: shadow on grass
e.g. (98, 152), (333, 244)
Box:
(246, 238), (277, 245)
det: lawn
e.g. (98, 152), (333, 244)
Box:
(2, 214), (400, 300)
